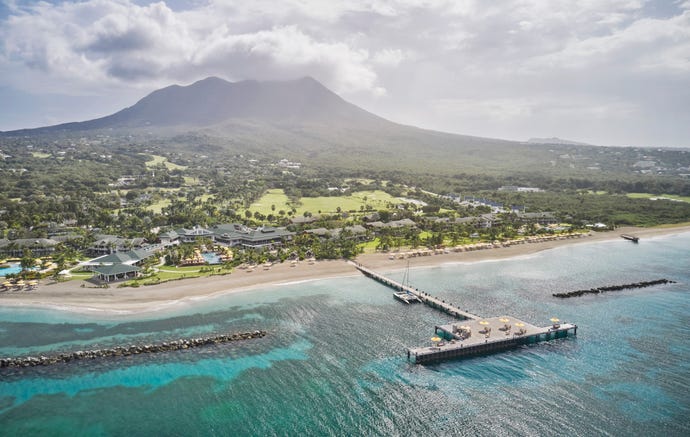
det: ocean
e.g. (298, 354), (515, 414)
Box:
(1, 233), (689, 436)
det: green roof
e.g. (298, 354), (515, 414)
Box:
(93, 264), (141, 276)
(94, 249), (155, 264)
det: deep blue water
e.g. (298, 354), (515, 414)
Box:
(0, 233), (689, 436)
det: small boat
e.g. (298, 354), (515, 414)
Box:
(620, 234), (639, 243)
(393, 291), (421, 304)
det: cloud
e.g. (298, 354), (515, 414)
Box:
(372, 48), (406, 66)
(0, 0), (384, 95)
(0, 0), (688, 146)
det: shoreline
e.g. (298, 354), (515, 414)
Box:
(1, 225), (688, 316)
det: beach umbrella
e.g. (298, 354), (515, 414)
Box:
(550, 317), (560, 323)
(431, 336), (441, 342)
(515, 322), (525, 327)
(479, 320), (489, 325)
(2, 281), (11, 287)
(499, 318), (510, 323)
(460, 325), (471, 330)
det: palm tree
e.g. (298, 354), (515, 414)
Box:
(20, 248), (35, 276)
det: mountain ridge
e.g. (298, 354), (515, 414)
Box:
(1, 76), (393, 135)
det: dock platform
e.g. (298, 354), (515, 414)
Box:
(408, 317), (576, 364)
(352, 262), (578, 363)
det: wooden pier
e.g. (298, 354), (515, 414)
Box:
(352, 262), (577, 363)
(620, 234), (639, 243)
(352, 262), (480, 320)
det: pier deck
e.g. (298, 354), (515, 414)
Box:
(352, 262), (480, 320)
(352, 262), (578, 363)
(408, 317), (576, 364)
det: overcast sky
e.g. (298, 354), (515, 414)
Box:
(1, 0), (689, 147)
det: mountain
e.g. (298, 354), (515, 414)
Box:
(527, 137), (593, 146)
(1, 76), (550, 175)
(2, 76), (390, 134)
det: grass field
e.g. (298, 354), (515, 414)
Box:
(63, 272), (93, 281)
(146, 198), (172, 213)
(31, 152), (51, 159)
(183, 176), (199, 185)
(247, 189), (401, 215)
(143, 154), (188, 171)
(627, 193), (690, 203)
(197, 194), (216, 202)
(125, 265), (233, 286)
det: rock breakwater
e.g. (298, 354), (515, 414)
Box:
(0, 330), (267, 368)
(553, 279), (676, 298)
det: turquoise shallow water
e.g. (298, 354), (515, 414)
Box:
(1, 234), (689, 436)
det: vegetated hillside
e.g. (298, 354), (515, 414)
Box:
(0, 76), (548, 174)
(3, 76), (689, 183)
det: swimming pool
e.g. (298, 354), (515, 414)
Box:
(201, 252), (221, 265)
(0, 263), (22, 277)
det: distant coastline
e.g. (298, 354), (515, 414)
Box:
(1, 225), (688, 316)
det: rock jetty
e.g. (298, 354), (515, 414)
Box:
(553, 279), (676, 298)
(0, 330), (267, 368)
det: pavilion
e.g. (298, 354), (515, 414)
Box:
(92, 264), (141, 283)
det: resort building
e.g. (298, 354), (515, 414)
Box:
(88, 235), (147, 255)
(84, 248), (158, 283)
(306, 225), (369, 241)
(159, 224), (294, 249)
(516, 212), (558, 226)
(0, 238), (59, 257)
(290, 216), (318, 225)
(366, 218), (417, 229)
(210, 224), (294, 248)
(91, 264), (142, 283)
(173, 226), (215, 244)
(84, 248), (157, 268)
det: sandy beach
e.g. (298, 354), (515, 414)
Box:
(1, 225), (688, 315)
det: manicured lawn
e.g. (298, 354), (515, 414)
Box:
(146, 198), (171, 213)
(358, 239), (380, 253)
(157, 265), (206, 273)
(247, 189), (401, 216)
(143, 154), (188, 171)
(63, 272), (93, 281)
(627, 193), (690, 203)
(124, 265), (234, 286)
(247, 189), (292, 215)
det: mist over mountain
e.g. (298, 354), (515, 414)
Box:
(2, 76), (392, 134)
(0, 76), (552, 173)
(528, 137), (593, 146)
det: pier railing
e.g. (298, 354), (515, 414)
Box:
(351, 262), (480, 320)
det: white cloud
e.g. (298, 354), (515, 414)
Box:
(372, 48), (406, 66)
(0, 0), (688, 146)
(0, 0), (384, 95)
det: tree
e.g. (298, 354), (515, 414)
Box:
(20, 248), (35, 274)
